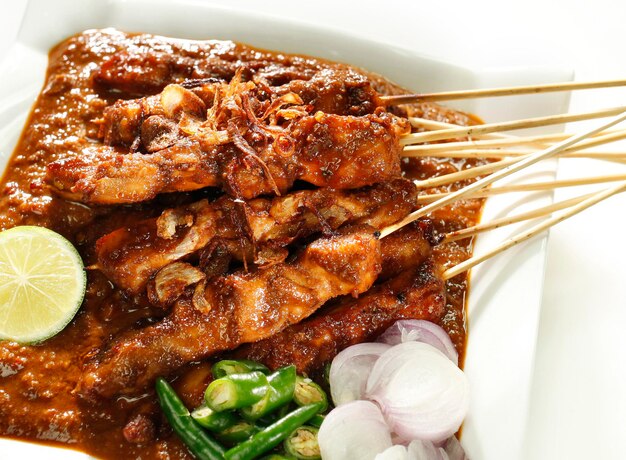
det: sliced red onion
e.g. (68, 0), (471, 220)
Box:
(377, 320), (458, 366)
(329, 342), (391, 405)
(319, 400), (393, 460)
(365, 341), (470, 443)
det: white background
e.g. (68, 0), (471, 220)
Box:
(1, 1), (626, 458)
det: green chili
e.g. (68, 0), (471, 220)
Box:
(293, 376), (328, 413)
(212, 360), (270, 379)
(259, 455), (294, 460)
(241, 365), (296, 421)
(191, 405), (239, 432)
(215, 421), (260, 446)
(307, 414), (325, 429)
(205, 371), (269, 412)
(155, 377), (226, 460)
(284, 426), (320, 460)
(224, 403), (323, 460)
(256, 403), (292, 427)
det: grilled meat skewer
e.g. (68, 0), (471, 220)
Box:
(47, 73), (408, 205)
(236, 258), (445, 375)
(96, 178), (417, 295)
(77, 226), (381, 400)
(99, 68), (382, 148)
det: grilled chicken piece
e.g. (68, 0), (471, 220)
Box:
(47, 71), (409, 204)
(95, 46), (381, 115)
(47, 141), (222, 204)
(275, 68), (382, 116)
(96, 179), (417, 294)
(100, 69), (380, 147)
(236, 259), (445, 374)
(47, 110), (407, 204)
(77, 227), (381, 399)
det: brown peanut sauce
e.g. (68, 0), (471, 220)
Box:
(0, 29), (485, 459)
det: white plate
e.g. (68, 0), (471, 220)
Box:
(0, 0), (572, 458)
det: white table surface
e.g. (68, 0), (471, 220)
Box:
(2, 1), (626, 458)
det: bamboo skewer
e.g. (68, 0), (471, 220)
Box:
(381, 78), (626, 105)
(416, 173), (626, 203)
(379, 111), (626, 238)
(402, 128), (626, 154)
(401, 106), (626, 145)
(412, 126), (626, 189)
(442, 181), (626, 280)
(442, 193), (594, 243)
(408, 117), (512, 140)
(405, 149), (626, 162)
(413, 157), (519, 189)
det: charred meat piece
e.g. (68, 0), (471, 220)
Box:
(47, 111), (408, 204)
(95, 46), (382, 115)
(47, 72), (408, 204)
(236, 259), (445, 374)
(46, 141), (222, 204)
(77, 227), (381, 399)
(277, 68), (382, 116)
(96, 179), (417, 295)
(100, 69), (380, 147)
(94, 51), (192, 96)
(378, 219), (441, 280)
(99, 82), (220, 147)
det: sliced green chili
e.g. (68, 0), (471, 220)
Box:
(155, 377), (226, 460)
(212, 360), (270, 379)
(241, 365), (296, 421)
(224, 402), (323, 460)
(191, 405), (239, 432)
(293, 376), (328, 413)
(284, 425), (321, 460)
(215, 421), (260, 446)
(205, 371), (269, 412)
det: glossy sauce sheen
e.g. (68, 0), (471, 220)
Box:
(0, 30), (484, 459)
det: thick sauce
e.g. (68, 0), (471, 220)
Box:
(0, 30), (484, 459)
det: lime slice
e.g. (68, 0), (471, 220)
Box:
(0, 226), (86, 343)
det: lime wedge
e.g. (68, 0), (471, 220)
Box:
(0, 226), (86, 343)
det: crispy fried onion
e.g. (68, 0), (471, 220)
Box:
(155, 202), (206, 239)
(177, 69), (305, 162)
(147, 262), (206, 308)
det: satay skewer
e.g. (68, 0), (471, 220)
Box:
(381, 78), (626, 105)
(401, 106), (626, 145)
(416, 173), (626, 204)
(442, 193), (594, 243)
(402, 129), (626, 154)
(412, 127), (626, 189)
(442, 181), (626, 280)
(379, 111), (626, 238)
(406, 149), (626, 163)
(408, 117), (511, 140)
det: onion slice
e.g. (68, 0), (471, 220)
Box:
(377, 320), (458, 365)
(375, 440), (453, 460)
(329, 342), (391, 405)
(366, 341), (470, 443)
(375, 445), (410, 460)
(319, 400), (393, 460)
(407, 440), (449, 459)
